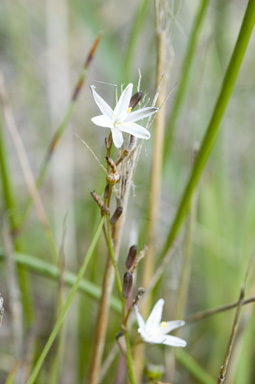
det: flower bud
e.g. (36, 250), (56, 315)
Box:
(129, 91), (143, 110)
(122, 271), (133, 299)
(110, 206), (123, 225)
(91, 190), (110, 215)
(125, 245), (137, 269)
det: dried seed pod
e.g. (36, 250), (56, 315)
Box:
(129, 91), (143, 110)
(106, 156), (117, 173)
(90, 190), (110, 215)
(122, 271), (133, 299)
(125, 245), (137, 270)
(110, 206), (123, 225)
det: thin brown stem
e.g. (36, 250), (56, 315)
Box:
(217, 286), (245, 383)
(88, 85), (148, 383)
(216, 254), (255, 383)
(185, 297), (255, 324)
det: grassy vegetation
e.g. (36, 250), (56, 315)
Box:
(0, 1), (255, 383)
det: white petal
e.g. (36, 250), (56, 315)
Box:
(138, 328), (157, 344)
(134, 305), (146, 330)
(160, 335), (187, 347)
(139, 330), (186, 347)
(124, 107), (159, 123)
(145, 299), (164, 333)
(115, 83), (133, 120)
(90, 86), (113, 118)
(160, 320), (185, 334)
(119, 123), (150, 140)
(111, 127), (123, 148)
(91, 115), (113, 128)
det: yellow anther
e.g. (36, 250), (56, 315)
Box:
(128, 107), (132, 113)
(113, 114), (116, 118)
(161, 321), (167, 328)
(132, 123), (135, 126)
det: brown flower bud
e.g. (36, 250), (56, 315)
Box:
(125, 245), (137, 270)
(122, 271), (133, 299)
(110, 206), (123, 225)
(129, 91), (143, 110)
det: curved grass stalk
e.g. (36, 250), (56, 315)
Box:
(0, 249), (122, 313)
(159, 0), (255, 263)
(26, 216), (104, 384)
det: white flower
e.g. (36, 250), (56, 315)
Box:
(134, 299), (186, 347)
(90, 83), (158, 148)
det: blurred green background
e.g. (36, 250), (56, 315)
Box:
(0, 0), (254, 383)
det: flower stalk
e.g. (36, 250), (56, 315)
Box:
(88, 84), (157, 383)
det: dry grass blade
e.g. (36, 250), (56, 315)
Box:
(217, 254), (255, 383)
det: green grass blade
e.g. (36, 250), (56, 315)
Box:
(26, 216), (104, 384)
(176, 349), (215, 384)
(0, 109), (34, 326)
(122, 0), (151, 82)
(0, 249), (121, 313)
(163, 0), (209, 163)
(159, 0), (255, 262)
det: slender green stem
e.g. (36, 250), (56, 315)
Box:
(27, 216), (104, 384)
(0, 113), (17, 229)
(175, 179), (198, 321)
(163, 0), (209, 164)
(105, 215), (135, 383)
(124, 332), (136, 384)
(105, 216), (123, 298)
(159, 0), (255, 262)
(0, 110), (34, 326)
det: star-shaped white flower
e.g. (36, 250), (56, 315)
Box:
(90, 83), (158, 148)
(134, 299), (187, 347)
